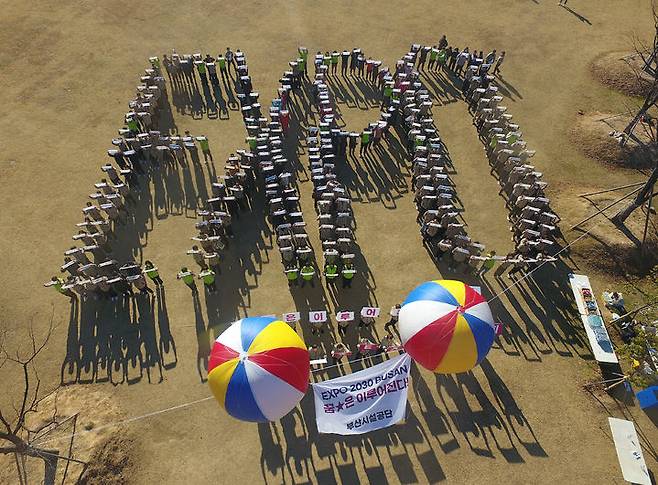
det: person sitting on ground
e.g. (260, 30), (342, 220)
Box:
(607, 291), (627, 314)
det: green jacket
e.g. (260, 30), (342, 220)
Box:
(342, 267), (356, 279)
(325, 265), (338, 279)
(144, 268), (159, 279)
(201, 270), (216, 285)
(301, 266), (315, 280)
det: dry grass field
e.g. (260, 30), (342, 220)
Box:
(0, 0), (657, 483)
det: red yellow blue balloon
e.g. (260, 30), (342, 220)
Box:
(399, 280), (496, 373)
(207, 316), (310, 422)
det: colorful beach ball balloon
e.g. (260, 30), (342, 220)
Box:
(207, 316), (310, 422)
(399, 280), (496, 374)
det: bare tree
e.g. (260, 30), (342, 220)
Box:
(611, 168), (658, 226)
(622, 0), (658, 146)
(613, 1), (658, 228)
(0, 316), (86, 485)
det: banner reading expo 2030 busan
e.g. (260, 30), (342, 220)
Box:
(312, 354), (411, 435)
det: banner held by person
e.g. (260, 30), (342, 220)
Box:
(313, 354), (411, 435)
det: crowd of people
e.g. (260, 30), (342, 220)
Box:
(178, 48), (308, 292)
(45, 57), (174, 300)
(305, 305), (403, 366)
(384, 40), (561, 278)
(458, 42), (561, 275)
(162, 49), (239, 87)
(47, 39), (565, 311)
(303, 49), (360, 289)
(339, 45), (490, 274)
(162, 48), (242, 115)
(287, 42), (546, 277)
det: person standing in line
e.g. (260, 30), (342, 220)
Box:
(309, 343), (324, 360)
(143, 260), (164, 287)
(331, 50), (339, 74)
(341, 262), (355, 288)
(285, 263), (299, 287)
(331, 342), (351, 364)
(300, 263), (315, 288)
(417, 46), (429, 70)
(341, 50), (350, 76)
(337, 315), (352, 337)
(360, 129), (371, 155)
(477, 251), (497, 277)
(196, 136), (213, 162)
(177, 267), (197, 292)
(348, 132), (358, 157)
(448, 46), (459, 70)
(195, 58), (207, 84)
(128, 273), (154, 295)
(456, 47), (469, 76)
(45, 276), (76, 299)
(217, 53), (228, 80)
(187, 245), (208, 270)
(384, 304), (400, 332)
(437, 47), (448, 72)
(380, 333), (400, 353)
(205, 54), (218, 85)
(298, 46), (309, 77)
(507, 256), (526, 279)
(358, 314), (374, 331)
(199, 268), (217, 293)
(428, 46), (438, 70)
(311, 317), (325, 336)
(225, 47), (235, 74)
(493, 51), (506, 75)
(324, 262), (339, 285)
(350, 48), (359, 75)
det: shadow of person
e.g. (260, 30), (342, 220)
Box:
(290, 281), (331, 345)
(77, 298), (100, 384)
(410, 363), (459, 453)
(258, 421), (285, 483)
(60, 297), (81, 385)
(201, 82), (218, 119)
(193, 291), (211, 382)
(561, 4), (592, 25)
(213, 84), (230, 119)
(156, 287), (177, 370)
(123, 296), (145, 385)
(134, 293), (162, 383)
(479, 359), (547, 458)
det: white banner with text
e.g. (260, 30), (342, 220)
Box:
(312, 354), (411, 435)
